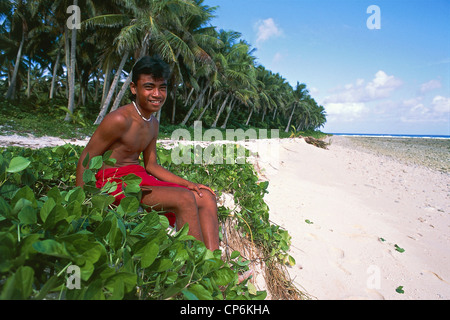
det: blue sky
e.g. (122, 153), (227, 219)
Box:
(204, 0), (450, 135)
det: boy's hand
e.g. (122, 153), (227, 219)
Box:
(186, 182), (216, 198)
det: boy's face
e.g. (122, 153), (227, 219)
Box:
(130, 74), (167, 113)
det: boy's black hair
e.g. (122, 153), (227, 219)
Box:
(132, 55), (171, 84)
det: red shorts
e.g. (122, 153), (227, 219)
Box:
(95, 164), (188, 227)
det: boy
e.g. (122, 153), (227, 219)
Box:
(76, 56), (219, 251)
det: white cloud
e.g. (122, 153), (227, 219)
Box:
(420, 79), (442, 93)
(255, 18), (283, 45)
(400, 95), (450, 123)
(323, 70), (402, 104)
(432, 95), (450, 113)
(325, 102), (368, 121)
(322, 71), (402, 122)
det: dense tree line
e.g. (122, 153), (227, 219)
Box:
(0, 0), (326, 132)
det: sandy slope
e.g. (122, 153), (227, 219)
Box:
(256, 137), (450, 300)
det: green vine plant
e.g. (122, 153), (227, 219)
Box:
(0, 143), (305, 300)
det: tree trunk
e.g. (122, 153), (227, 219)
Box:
(64, 26), (70, 99)
(261, 105), (266, 122)
(101, 62), (112, 106)
(180, 83), (209, 126)
(171, 85), (177, 124)
(49, 44), (61, 99)
(211, 93), (230, 128)
(220, 98), (236, 129)
(196, 98), (212, 122)
(65, 0), (78, 121)
(109, 71), (132, 113)
(5, 30), (25, 100)
(285, 103), (296, 132)
(94, 51), (129, 124)
(245, 106), (254, 126)
(27, 57), (31, 98)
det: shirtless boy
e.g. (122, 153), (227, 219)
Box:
(76, 56), (219, 251)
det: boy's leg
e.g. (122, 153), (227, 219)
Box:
(194, 189), (219, 251)
(141, 186), (204, 243)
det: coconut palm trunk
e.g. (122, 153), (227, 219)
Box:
(65, 0), (78, 121)
(211, 93), (230, 128)
(180, 83), (210, 126)
(5, 30), (25, 100)
(94, 51), (129, 124)
(285, 103), (296, 132)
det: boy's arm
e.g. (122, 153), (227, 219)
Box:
(142, 121), (215, 197)
(76, 112), (128, 187)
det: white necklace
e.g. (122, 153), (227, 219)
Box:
(133, 101), (152, 122)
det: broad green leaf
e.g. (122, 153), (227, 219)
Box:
(140, 242), (159, 268)
(89, 156), (104, 170)
(162, 276), (190, 300)
(40, 197), (56, 223)
(122, 173), (142, 186)
(0, 196), (11, 218)
(66, 200), (82, 220)
(143, 211), (161, 228)
(11, 186), (36, 209)
(230, 250), (240, 259)
(91, 194), (115, 211)
(82, 169), (96, 183)
(47, 187), (63, 204)
(247, 281), (257, 295)
(94, 219), (112, 238)
(6, 157), (31, 173)
(151, 258), (172, 272)
(183, 284), (213, 300)
(43, 204), (68, 229)
(124, 183), (140, 194)
(105, 273), (137, 295)
(82, 152), (90, 168)
(117, 197), (140, 215)
(66, 187), (86, 204)
(0, 266), (34, 299)
(18, 205), (37, 225)
(213, 267), (235, 286)
(32, 239), (72, 259)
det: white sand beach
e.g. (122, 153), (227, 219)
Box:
(254, 136), (450, 300)
(1, 134), (449, 300)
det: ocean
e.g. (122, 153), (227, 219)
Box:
(330, 133), (450, 139)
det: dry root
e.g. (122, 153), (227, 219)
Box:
(220, 217), (310, 300)
(302, 136), (330, 149)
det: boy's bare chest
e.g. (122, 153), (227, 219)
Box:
(120, 122), (154, 154)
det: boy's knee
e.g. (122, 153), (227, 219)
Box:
(178, 189), (197, 208)
(198, 189), (217, 208)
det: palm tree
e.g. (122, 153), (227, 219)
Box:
(3, 0), (28, 100)
(285, 82), (309, 132)
(86, 0), (214, 125)
(210, 32), (256, 128)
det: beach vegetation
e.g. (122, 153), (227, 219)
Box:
(0, 143), (304, 300)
